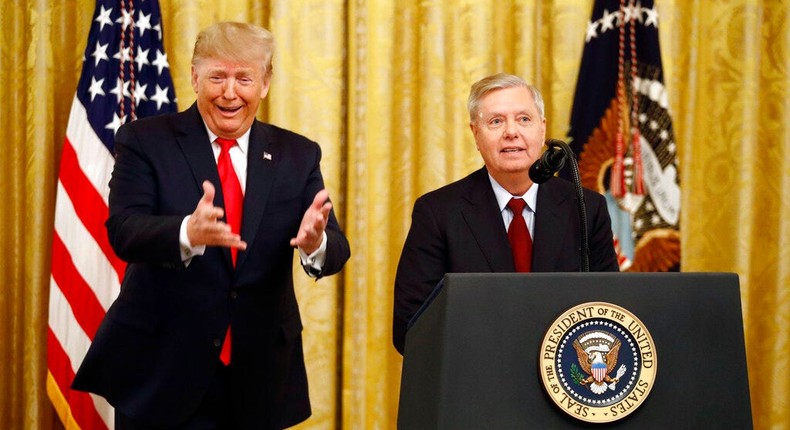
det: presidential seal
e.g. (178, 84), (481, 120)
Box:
(539, 302), (657, 423)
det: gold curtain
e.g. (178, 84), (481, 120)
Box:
(1, 0), (787, 429)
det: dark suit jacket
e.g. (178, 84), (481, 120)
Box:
(393, 166), (618, 354)
(72, 104), (350, 429)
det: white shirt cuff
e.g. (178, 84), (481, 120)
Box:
(298, 231), (327, 277)
(180, 215), (206, 265)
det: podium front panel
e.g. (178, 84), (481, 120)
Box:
(398, 272), (752, 429)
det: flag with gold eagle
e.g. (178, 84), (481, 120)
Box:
(567, 0), (680, 271)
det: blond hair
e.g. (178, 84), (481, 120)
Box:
(191, 22), (275, 79)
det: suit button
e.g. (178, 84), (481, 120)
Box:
(230, 291), (238, 299)
(213, 338), (221, 348)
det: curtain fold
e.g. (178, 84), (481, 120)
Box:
(268, 2), (347, 428)
(1, 1), (787, 429)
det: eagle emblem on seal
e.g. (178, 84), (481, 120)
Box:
(572, 330), (628, 394)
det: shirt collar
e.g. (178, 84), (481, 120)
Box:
(487, 173), (538, 214)
(205, 126), (251, 156)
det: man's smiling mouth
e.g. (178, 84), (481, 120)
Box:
(218, 105), (242, 113)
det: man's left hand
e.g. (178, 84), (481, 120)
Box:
(290, 189), (331, 255)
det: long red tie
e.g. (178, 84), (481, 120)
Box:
(507, 198), (532, 272)
(216, 137), (243, 366)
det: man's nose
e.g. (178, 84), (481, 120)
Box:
(223, 80), (237, 98)
(503, 119), (518, 138)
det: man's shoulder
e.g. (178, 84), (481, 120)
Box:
(416, 167), (487, 204)
(253, 121), (320, 149)
(117, 109), (186, 138)
(540, 176), (606, 204)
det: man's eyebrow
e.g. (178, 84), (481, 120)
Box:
(483, 109), (532, 118)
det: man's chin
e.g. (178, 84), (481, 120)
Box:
(499, 162), (532, 174)
(487, 166), (530, 180)
(213, 118), (252, 137)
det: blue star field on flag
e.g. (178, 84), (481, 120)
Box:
(78, 0), (178, 154)
(566, 0), (681, 271)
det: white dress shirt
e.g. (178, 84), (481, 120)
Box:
(487, 173), (538, 239)
(178, 126), (327, 275)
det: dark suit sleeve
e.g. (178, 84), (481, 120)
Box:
(393, 195), (447, 355)
(106, 122), (184, 266)
(585, 190), (620, 272)
(297, 145), (350, 278)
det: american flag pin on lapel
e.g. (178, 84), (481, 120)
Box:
(263, 152), (272, 160)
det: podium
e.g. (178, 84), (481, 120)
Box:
(398, 273), (752, 429)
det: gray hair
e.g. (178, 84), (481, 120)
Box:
(467, 73), (545, 122)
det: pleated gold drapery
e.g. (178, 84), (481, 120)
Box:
(1, 1), (788, 429)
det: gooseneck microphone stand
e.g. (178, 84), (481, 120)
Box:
(531, 139), (590, 272)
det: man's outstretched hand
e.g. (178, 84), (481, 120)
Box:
(187, 180), (247, 250)
(290, 189), (331, 255)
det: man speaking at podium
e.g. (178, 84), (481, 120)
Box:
(393, 73), (619, 354)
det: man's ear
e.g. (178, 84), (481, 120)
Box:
(191, 66), (199, 93)
(260, 77), (271, 99)
(470, 122), (481, 150)
(540, 117), (547, 141)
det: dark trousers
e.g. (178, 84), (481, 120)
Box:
(115, 361), (232, 430)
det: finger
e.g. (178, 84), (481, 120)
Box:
(319, 201), (332, 220)
(310, 189), (329, 211)
(307, 203), (330, 230)
(227, 237), (247, 250)
(290, 226), (309, 248)
(210, 220), (233, 233)
(198, 205), (224, 224)
(289, 239), (304, 249)
(307, 204), (330, 238)
(201, 180), (216, 204)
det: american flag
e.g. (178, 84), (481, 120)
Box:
(47, 1), (177, 428)
(566, 0), (681, 272)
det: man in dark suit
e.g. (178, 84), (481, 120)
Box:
(393, 73), (618, 354)
(72, 22), (350, 429)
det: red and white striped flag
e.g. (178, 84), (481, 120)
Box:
(47, 1), (177, 428)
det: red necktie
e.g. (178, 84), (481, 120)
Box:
(507, 198), (532, 272)
(216, 137), (243, 365)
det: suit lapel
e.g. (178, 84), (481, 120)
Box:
(460, 168), (515, 272)
(235, 120), (278, 271)
(174, 104), (239, 270)
(175, 104), (222, 196)
(532, 178), (573, 271)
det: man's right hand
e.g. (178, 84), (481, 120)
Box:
(186, 180), (247, 250)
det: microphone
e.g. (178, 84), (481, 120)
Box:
(527, 138), (590, 271)
(529, 139), (567, 184)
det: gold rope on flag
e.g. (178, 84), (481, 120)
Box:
(613, 0), (645, 197)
